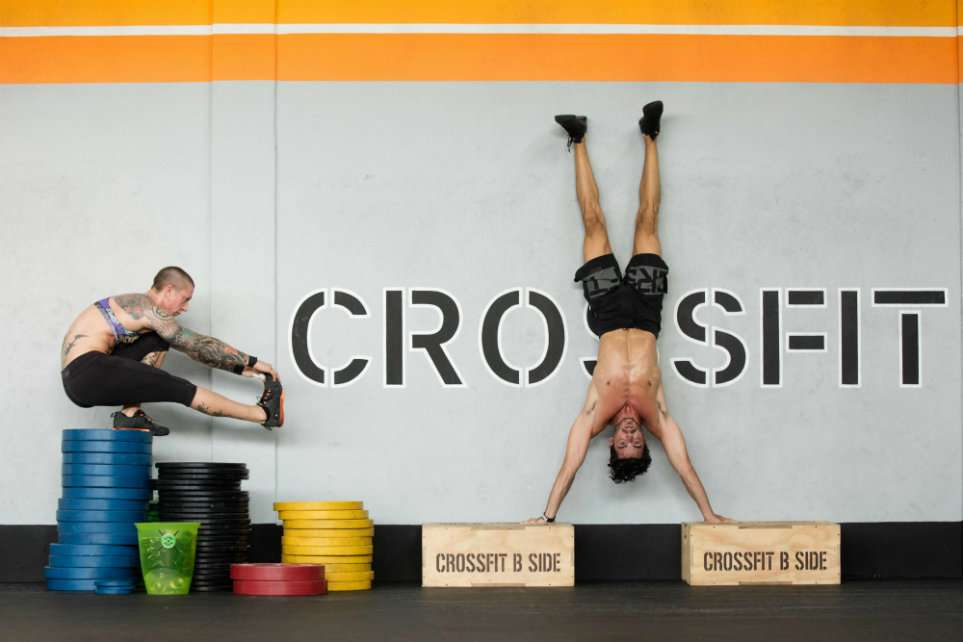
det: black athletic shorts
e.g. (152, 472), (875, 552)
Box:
(61, 333), (197, 408)
(574, 253), (669, 338)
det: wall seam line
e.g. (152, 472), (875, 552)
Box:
(951, 0), (963, 522)
(273, 0), (280, 505)
(208, 0), (215, 461)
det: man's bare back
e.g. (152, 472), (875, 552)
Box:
(61, 296), (149, 368)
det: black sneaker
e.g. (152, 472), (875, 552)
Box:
(111, 410), (170, 437)
(639, 101), (663, 139)
(554, 114), (587, 150)
(258, 374), (284, 430)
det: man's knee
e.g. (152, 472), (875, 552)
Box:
(142, 350), (167, 368)
(633, 230), (661, 256)
(637, 202), (659, 225)
(582, 205), (607, 232)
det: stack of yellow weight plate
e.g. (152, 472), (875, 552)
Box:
(273, 501), (374, 591)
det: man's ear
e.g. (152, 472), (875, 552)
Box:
(607, 436), (614, 446)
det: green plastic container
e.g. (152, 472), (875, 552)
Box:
(135, 522), (199, 595)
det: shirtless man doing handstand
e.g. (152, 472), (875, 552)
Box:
(531, 102), (730, 524)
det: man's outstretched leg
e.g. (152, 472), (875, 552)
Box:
(113, 375), (282, 434)
(190, 383), (278, 426)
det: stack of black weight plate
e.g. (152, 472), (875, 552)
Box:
(154, 463), (250, 592)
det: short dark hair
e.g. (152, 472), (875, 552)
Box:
(152, 266), (194, 291)
(608, 445), (652, 483)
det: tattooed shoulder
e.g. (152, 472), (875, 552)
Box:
(113, 293), (151, 320)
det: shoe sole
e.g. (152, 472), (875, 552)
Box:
(277, 389), (285, 428)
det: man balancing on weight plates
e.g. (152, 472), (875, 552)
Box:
(60, 266), (284, 436)
(529, 102), (731, 525)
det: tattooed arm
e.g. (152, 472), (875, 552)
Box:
(114, 294), (250, 372)
(528, 384), (602, 523)
(158, 324), (249, 372)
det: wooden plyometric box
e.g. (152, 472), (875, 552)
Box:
(422, 523), (574, 587)
(682, 521), (840, 586)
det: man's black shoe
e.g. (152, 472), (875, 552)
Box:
(111, 410), (170, 437)
(554, 114), (587, 150)
(639, 101), (663, 139)
(258, 374), (284, 430)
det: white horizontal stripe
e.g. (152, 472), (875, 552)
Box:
(1, 25), (213, 37)
(0, 23), (958, 38)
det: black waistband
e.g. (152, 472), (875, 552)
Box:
(61, 351), (104, 376)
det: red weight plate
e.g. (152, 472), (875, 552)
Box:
(232, 579), (326, 596)
(230, 563), (324, 582)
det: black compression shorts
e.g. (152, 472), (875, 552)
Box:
(574, 253), (669, 338)
(61, 333), (197, 408)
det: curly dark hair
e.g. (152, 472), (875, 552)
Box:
(608, 445), (652, 483)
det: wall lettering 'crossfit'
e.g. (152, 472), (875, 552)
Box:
(290, 286), (948, 389)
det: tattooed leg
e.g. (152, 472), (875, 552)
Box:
(190, 387), (267, 423)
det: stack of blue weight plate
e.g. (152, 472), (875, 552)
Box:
(45, 429), (153, 592)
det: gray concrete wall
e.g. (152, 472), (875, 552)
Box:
(1, 81), (959, 524)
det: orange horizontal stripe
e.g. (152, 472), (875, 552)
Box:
(275, 1), (958, 27)
(214, 35), (276, 80)
(0, 34), (955, 84)
(0, 36), (210, 83)
(1, 1), (211, 27)
(1, 0), (956, 27)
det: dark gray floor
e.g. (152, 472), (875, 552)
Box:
(1, 581), (960, 642)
